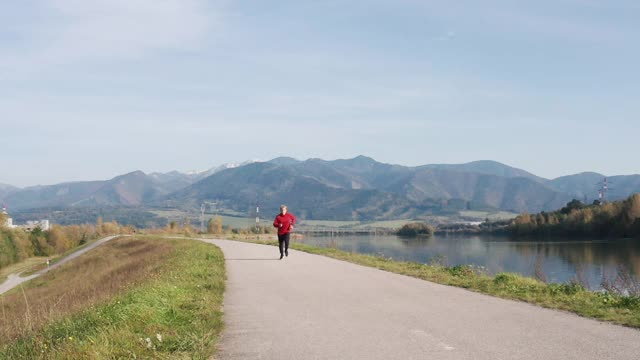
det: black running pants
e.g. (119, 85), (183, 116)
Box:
(278, 233), (290, 255)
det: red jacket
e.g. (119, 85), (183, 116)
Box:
(273, 212), (296, 235)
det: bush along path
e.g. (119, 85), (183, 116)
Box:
(0, 235), (120, 296)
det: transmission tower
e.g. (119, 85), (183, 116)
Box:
(597, 177), (612, 204)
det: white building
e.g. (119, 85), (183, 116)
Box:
(1, 206), (14, 228)
(2, 206), (49, 231)
(23, 220), (51, 231)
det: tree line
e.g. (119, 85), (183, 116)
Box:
(139, 215), (275, 237)
(0, 211), (277, 271)
(508, 194), (640, 238)
(0, 218), (133, 270)
(11, 207), (166, 229)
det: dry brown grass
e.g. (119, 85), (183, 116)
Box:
(0, 237), (174, 342)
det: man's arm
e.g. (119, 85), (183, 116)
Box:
(289, 214), (296, 231)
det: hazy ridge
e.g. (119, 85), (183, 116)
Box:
(2, 156), (639, 221)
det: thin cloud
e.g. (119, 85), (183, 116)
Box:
(434, 31), (456, 41)
(399, 0), (637, 46)
(1, 0), (223, 75)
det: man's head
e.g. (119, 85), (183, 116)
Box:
(280, 205), (287, 215)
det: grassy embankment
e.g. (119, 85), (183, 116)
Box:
(0, 220), (132, 277)
(225, 236), (640, 328)
(0, 236), (225, 359)
(4, 236), (117, 281)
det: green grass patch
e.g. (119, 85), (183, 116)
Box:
(0, 237), (226, 359)
(10, 235), (124, 278)
(239, 239), (640, 328)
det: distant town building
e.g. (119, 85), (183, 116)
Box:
(1, 206), (49, 231)
(1, 206), (14, 228)
(23, 220), (51, 231)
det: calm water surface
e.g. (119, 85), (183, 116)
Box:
(297, 234), (640, 290)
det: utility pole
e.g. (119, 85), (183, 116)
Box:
(200, 203), (206, 233)
(256, 203), (260, 232)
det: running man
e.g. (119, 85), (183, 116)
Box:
(273, 205), (296, 260)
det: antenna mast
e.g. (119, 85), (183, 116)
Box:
(597, 177), (610, 204)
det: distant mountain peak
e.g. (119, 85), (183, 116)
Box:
(185, 169), (208, 176)
(268, 157), (301, 166)
(181, 160), (261, 178)
(121, 170), (146, 177)
(466, 160), (506, 166)
(150, 170), (183, 178)
(421, 160), (546, 183)
(332, 155), (379, 167)
(353, 155), (376, 161)
(553, 171), (606, 179)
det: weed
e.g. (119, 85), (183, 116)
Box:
(547, 283), (585, 296)
(446, 265), (474, 277)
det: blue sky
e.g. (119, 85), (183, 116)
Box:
(1, 0), (638, 186)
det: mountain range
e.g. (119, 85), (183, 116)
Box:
(0, 183), (18, 204)
(2, 157), (639, 221)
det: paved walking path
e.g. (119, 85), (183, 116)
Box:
(0, 235), (120, 295)
(206, 239), (640, 360)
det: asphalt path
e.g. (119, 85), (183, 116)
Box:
(205, 239), (640, 360)
(0, 235), (120, 295)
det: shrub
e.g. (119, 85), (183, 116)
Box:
(397, 222), (435, 237)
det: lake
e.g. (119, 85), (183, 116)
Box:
(296, 234), (640, 291)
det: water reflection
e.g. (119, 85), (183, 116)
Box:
(297, 234), (640, 290)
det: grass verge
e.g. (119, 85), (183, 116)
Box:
(13, 235), (123, 278)
(0, 236), (225, 359)
(234, 238), (640, 328)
